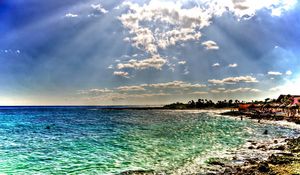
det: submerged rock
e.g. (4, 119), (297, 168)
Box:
(258, 162), (270, 172)
(248, 146), (255, 149)
(257, 145), (267, 150)
(271, 145), (286, 151)
(119, 170), (155, 175)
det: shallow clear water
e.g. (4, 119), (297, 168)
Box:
(0, 107), (298, 174)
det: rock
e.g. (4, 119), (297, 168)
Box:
(274, 140), (278, 144)
(247, 160), (256, 165)
(263, 130), (268, 135)
(246, 158), (259, 165)
(45, 125), (51, 130)
(272, 145), (285, 151)
(119, 170), (154, 175)
(251, 142), (257, 145)
(248, 146), (255, 149)
(268, 154), (291, 165)
(277, 152), (294, 157)
(258, 163), (270, 172)
(257, 145), (267, 150)
(224, 167), (232, 174)
(208, 161), (225, 167)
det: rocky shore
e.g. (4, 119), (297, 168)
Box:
(206, 137), (300, 175)
(203, 111), (300, 175)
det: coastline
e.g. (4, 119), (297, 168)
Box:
(120, 109), (300, 175)
(210, 110), (300, 175)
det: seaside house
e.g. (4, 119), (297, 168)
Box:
(238, 104), (252, 111)
(292, 96), (300, 105)
(277, 95), (300, 117)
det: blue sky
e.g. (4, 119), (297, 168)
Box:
(0, 0), (299, 105)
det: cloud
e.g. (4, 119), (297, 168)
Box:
(190, 91), (209, 95)
(79, 80), (208, 103)
(268, 71), (282, 76)
(119, 1), (206, 54)
(146, 81), (206, 89)
(224, 88), (261, 93)
(212, 63), (220, 67)
(178, 61), (187, 65)
(183, 67), (190, 75)
(228, 63), (238, 68)
(119, 0), (296, 54)
(270, 86), (282, 92)
(85, 92), (171, 102)
(269, 75), (300, 95)
(0, 49), (21, 55)
(286, 70), (292, 75)
(202, 40), (219, 50)
(78, 88), (113, 95)
(211, 87), (261, 93)
(116, 0), (296, 76)
(225, 0), (297, 19)
(65, 13), (78, 18)
(91, 4), (108, 14)
(113, 71), (129, 78)
(208, 75), (258, 84)
(116, 55), (167, 70)
(116, 85), (146, 92)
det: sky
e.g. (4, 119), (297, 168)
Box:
(0, 0), (300, 105)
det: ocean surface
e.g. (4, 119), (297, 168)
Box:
(0, 107), (298, 174)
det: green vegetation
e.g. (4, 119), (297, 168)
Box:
(163, 99), (241, 109)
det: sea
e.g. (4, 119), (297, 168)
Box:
(0, 107), (298, 174)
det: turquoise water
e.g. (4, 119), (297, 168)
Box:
(0, 108), (298, 174)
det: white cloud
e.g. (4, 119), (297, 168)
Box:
(208, 75), (258, 84)
(78, 88), (113, 95)
(228, 63), (238, 68)
(210, 90), (221, 93)
(119, 1), (207, 54)
(202, 40), (219, 50)
(212, 63), (220, 67)
(270, 86), (282, 92)
(269, 76), (300, 95)
(65, 13), (78, 18)
(211, 87), (261, 93)
(223, 0), (297, 19)
(79, 80), (207, 100)
(116, 0), (296, 76)
(113, 71), (129, 78)
(224, 88), (261, 93)
(286, 70), (292, 75)
(183, 67), (190, 75)
(116, 55), (167, 70)
(178, 61), (187, 65)
(146, 81), (206, 89)
(91, 4), (108, 14)
(268, 71), (282, 76)
(190, 91), (209, 95)
(116, 85), (146, 92)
